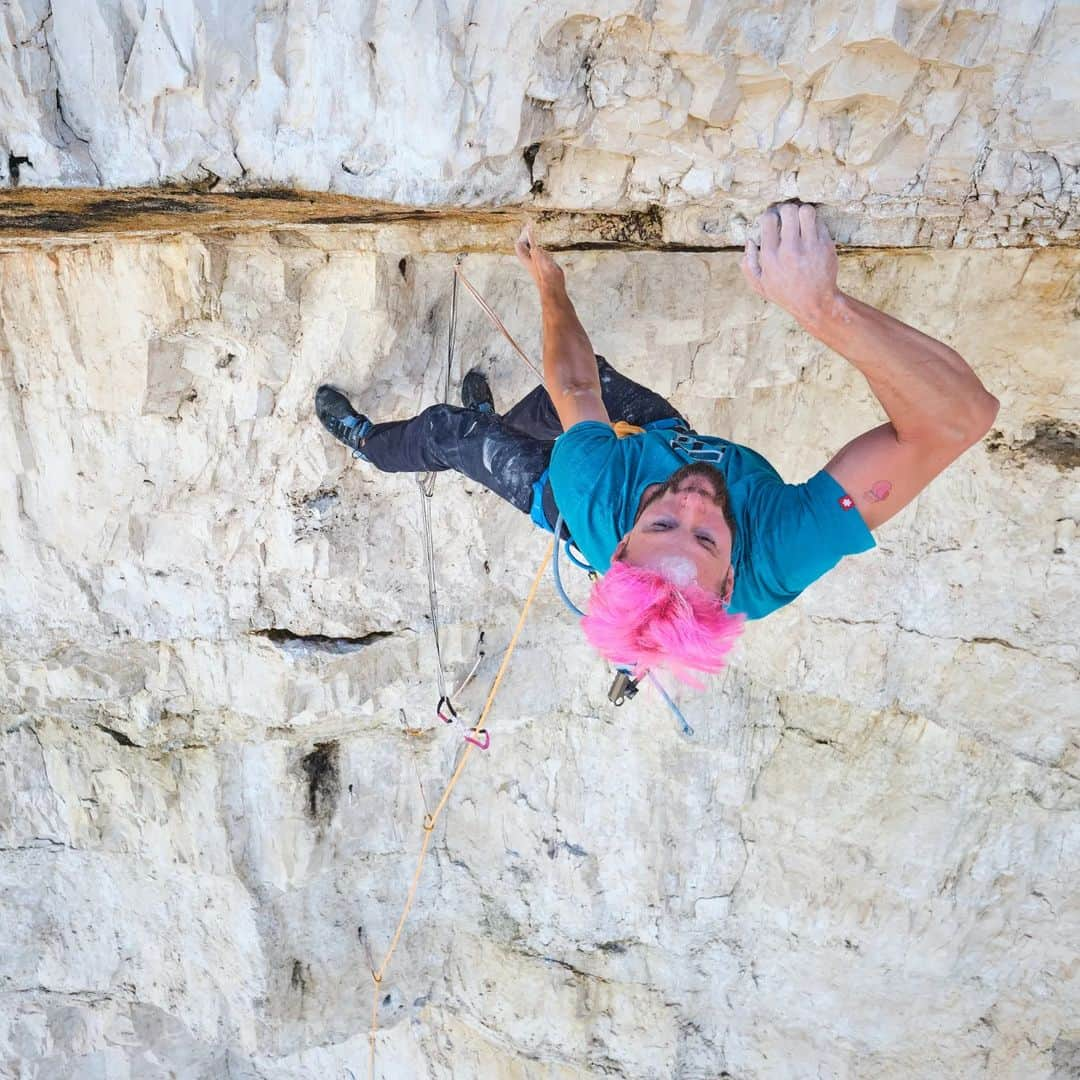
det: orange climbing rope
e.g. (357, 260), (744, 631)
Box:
(452, 263), (544, 381)
(366, 536), (555, 1079)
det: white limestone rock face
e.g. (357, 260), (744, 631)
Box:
(1, 230), (1078, 1077)
(0, 1), (1076, 244)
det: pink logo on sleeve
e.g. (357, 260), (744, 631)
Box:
(838, 494), (855, 510)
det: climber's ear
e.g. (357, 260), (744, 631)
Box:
(719, 565), (734, 606)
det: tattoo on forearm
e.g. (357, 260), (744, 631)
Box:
(866, 480), (893, 503)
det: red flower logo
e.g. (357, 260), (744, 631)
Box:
(839, 494), (855, 510)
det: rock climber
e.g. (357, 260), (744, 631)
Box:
(315, 204), (999, 683)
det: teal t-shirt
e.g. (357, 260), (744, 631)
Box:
(547, 421), (875, 620)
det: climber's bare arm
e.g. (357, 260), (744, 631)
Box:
(741, 202), (999, 531)
(516, 225), (610, 430)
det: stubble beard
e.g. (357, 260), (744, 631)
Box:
(636, 461), (732, 520)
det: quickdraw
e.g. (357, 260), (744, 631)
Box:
(608, 669), (640, 706)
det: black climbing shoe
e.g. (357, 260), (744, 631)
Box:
(315, 385), (372, 457)
(461, 369), (495, 413)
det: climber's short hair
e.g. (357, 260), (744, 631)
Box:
(581, 559), (745, 687)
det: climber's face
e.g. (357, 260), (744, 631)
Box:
(616, 462), (735, 602)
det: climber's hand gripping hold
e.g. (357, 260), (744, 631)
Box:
(515, 222), (565, 293)
(742, 200), (1000, 532)
(516, 223), (610, 432)
(741, 202), (840, 327)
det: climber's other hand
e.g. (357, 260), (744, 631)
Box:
(516, 223), (565, 293)
(741, 202), (841, 327)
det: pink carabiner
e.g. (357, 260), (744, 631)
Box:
(463, 728), (490, 751)
(437, 696), (457, 724)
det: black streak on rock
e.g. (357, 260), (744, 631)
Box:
(0, 195), (208, 233)
(230, 188), (312, 201)
(523, 142), (543, 195)
(302, 209), (436, 226)
(8, 153), (32, 187)
(300, 741), (340, 822)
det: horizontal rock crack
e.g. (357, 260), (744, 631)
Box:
(250, 628), (402, 654)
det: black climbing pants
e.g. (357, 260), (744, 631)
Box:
(355, 356), (687, 522)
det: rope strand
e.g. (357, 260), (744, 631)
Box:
(416, 259), (464, 702)
(367, 539), (554, 1079)
(452, 263), (544, 380)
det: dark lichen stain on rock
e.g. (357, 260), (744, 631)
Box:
(986, 419), (1080, 471)
(0, 195), (209, 232)
(0, 210), (96, 233)
(598, 203), (664, 244)
(302, 208), (436, 226)
(300, 740), (340, 822)
(230, 188), (313, 201)
(0, 190), (693, 250)
(90, 196), (207, 216)
(597, 940), (628, 953)
(543, 203), (665, 249)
